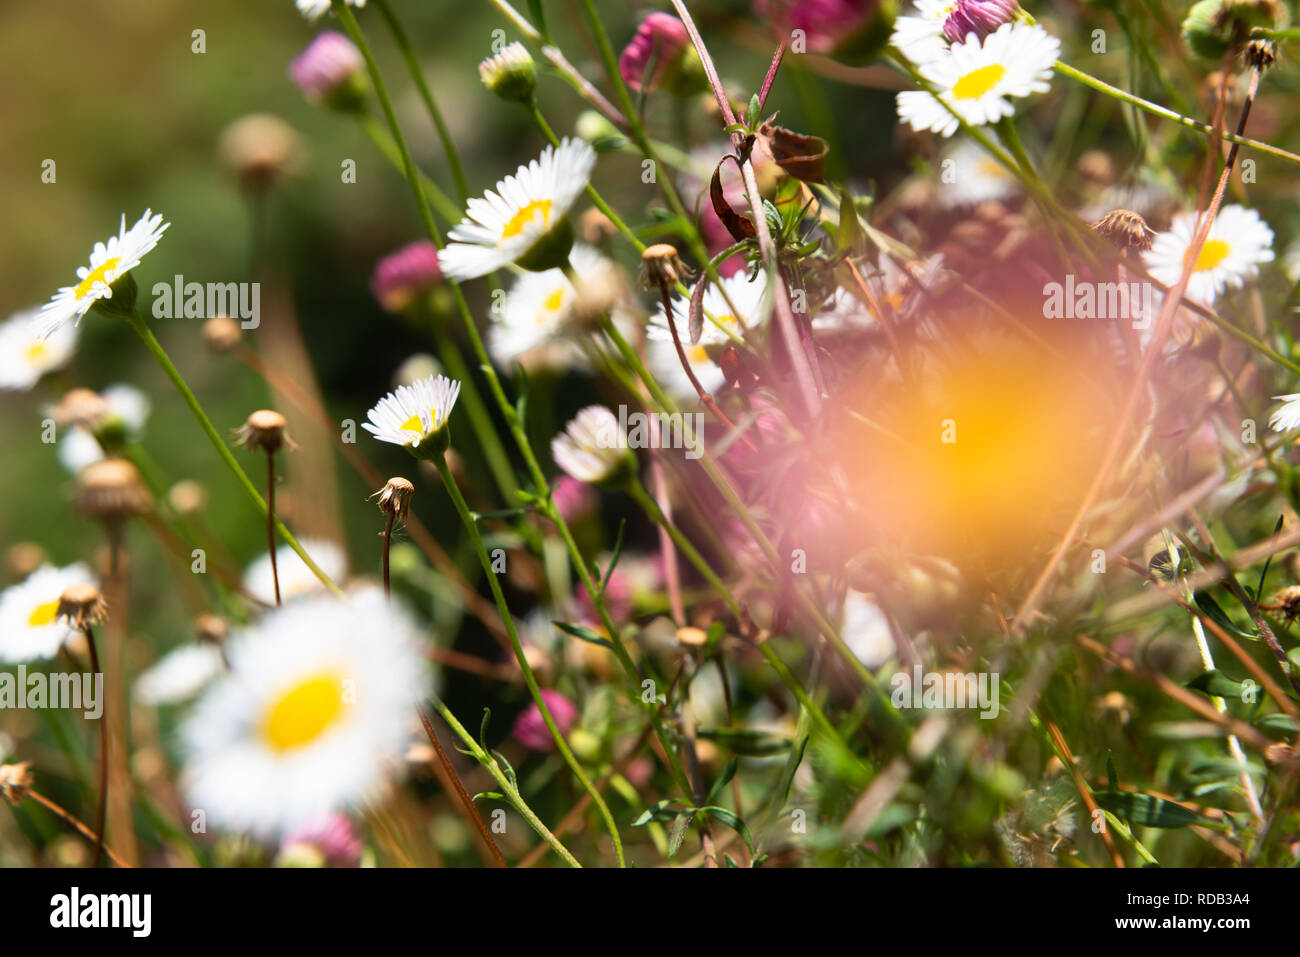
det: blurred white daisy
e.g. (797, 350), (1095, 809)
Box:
(892, 0), (959, 65)
(297, 0), (365, 20)
(646, 273), (769, 400)
(1143, 204), (1274, 306)
(551, 405), (630, 485)
(39, 210), (168, 337)
(0, 563), (95, 663)
(896, 23), (1060, 138)
(438, 138), (596, 280)
(181, 588), (427, 835)
(55, 384), (152, 474)
(0, 308), (78, 391)
(936, 139), (1019, 208)
(841, 590), (896, 670)
(244, 538), (348, 606)
(489, 244), (614, 369)
(1269, 395), (1300, 433)
(135, 643), (226, 706)
(362, 373), (461, 450)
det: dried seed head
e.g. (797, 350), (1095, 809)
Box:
(1090, 209), (1156, 253)
(639, 243), (690, 289)
(51, 388), (110, 430)
(202, 316), (243, 354)
(371, 476), (415, 525)
(1267, 584), (1300, 623)
(76, 458), (152, 522)
(218, 113), (303, 192)
(1076, 149), (1116, 188)
(1265, 741), (1300, 768)
(1244, 38), (1278, 70)
(579, 207), (617, 245)
(56, 583), (108, 631)
(676, 626), (709, 648)
(195, 613), (229, 645)
(5, 542), (47, 579)
(234, 409), (295, 454)
(0, 762), (33, 806)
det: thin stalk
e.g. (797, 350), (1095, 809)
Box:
(416, 707), (508, 867)
(381, 510), (395, 599)
(83, 624), (108, 869)
(123, 311), (343, 596)
(432, 452), (626, 866)
(266, 451), (281, 606)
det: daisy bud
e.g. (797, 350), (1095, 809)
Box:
(372, 476), (415, 526)
(1182, 0), (1285, 61)
(619, 13), (699, 95)
(195, 613), (229, 645)
(551, 405), (635, 487)
(202, 316), (243, 354)
(369, 241), (443, 314)
(1090, 209), (1156, 253)
(289, 31), (368, 112)
(75, 458), (152, 523)
(639, 243), (691, 290)
(942, 0), (1020, 44)
(512, 689), (579, 753)
(55, 583), (109, 632)
(754, 0), (894, 60)
(551, 474), (598, 524)
(234, 409), (295, 455)
(0, 762), (33, 806)
(478, 42), (537, 104)
(393, 353), (444, 387)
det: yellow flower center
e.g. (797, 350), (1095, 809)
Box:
(399, 408), (437, 438)
(543, 287), (566, 313)
(688, 344), (709, 364)
(24, 341), (48, 363)
(27, 600), (60, 627)
(500, 199), (553, 241)
(263, 673), (346, 752)
(73, 257), (121, 299)
(1194, 239), (1231, 272)
(952, 64), (1006, 100)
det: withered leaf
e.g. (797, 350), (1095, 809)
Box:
(758, 122), (828, 184)
(688, 272), (710, 344)
(710, 156), (756, 243)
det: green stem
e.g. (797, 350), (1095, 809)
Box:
(428, 696), (581, 867)
(123, 311), (343, 596)
(374, 0), (471, 203)
(432, 452), (625, 866)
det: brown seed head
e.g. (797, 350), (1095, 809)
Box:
(168, 480), (208, 516)
(76, 458), (152, 522)
(5, 543), (47, 579)
(1090, 209), (1156, 253)
(51, 388), (110, 430)
(579, 207), (617, 245)
(202, 316), (243, 354)
(55, 583), (108, 631)
(234, 409), (294, 454)
(195, 613), (229, 645)
(372, 476), (415, 525)
(1244, 38), (1278, 70)
(0, 762), (34, 806)
(639, 243), (691, 290)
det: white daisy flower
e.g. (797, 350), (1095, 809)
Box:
(55, 383), (152, 474)
(1269, 395), (1300, 433)
(936, 139), (1019, 208)
(0, 563), (95, 663)
(180, 588), (427, 835)
(551, 405), (631, 485)
(362, 373), (461, 450)
(296, 0), (365, 20)
(892, 0), (960, 65)
(896, 23), (1060, 138)
(39, 210), (169, 337)
(244, 538), (348, 606)
(1142, 204), (1274, 306)
(438, 138), (596, 280)
(646, 273), (769, 400)
(135, 643), (226, 706)
(0, 308), (78, 391)
(841, 591), (896, 670)
(489, 244), (614, 369)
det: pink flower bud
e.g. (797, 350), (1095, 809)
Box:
(755, 0), (879, 55)
(289, 32), (365, 107)
(941, 0), (1020, 45)
(619, 13), (690, 93)
(512, 689), (579, 753)
(369, 241), (443, 313)
(280, 813), (363, 867)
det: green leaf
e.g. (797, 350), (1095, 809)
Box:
(705, 758), (738, 806)
(552, 619), (613, 650)
(632, 799), (681, 826)
(698, 727), (792, 756)
(1187, 670), (1248, 700)
(701, 806), (754, 853)
(1256, 514), (1284, 614)
(667, 812), (692, 857)
(1193, 591), (1257, 640)
(1257, 712), (1300, 733)
(1106, 751), (1118, 794)
(601, 518), (627, 594)
(1095, 791), (1200, 828)
(836, 186), (861, 252)
(723, 122), (750, 135)
(472, 791), (505, 802)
